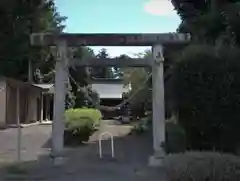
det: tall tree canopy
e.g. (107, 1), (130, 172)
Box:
(172, 0), (240, 45)
(0, 0), (66, 81)
(90, 48), (115, 79)
(172, 0), (239, 20)
(122, 50), (152, 107)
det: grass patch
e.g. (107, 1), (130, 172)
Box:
(4, 164), (28, 175)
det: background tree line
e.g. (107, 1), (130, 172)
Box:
(0, 0), (124, 109)
(168, 0), (240, 153)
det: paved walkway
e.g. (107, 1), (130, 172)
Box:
(0, 121), (164, 181)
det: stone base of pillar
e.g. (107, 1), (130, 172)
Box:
(50, 151), (66, 166)
(51, 156), (66, 166)
(148, 150), (165, 167)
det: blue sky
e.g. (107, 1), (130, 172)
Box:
(55, 0), (181, 57)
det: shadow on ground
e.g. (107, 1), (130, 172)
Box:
(0, 124), (165, 181)
(42, 138), (51, 149)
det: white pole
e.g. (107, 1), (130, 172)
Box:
(45, 95), (49, 121)
(98, 132), (115, 159)
(40, 93), (43, 122)
(111, 135), (115, 158)
(16, 88), (21, 162)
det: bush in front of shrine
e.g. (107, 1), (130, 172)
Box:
(66, 108), (102, 126)
(164, 151), (240, 181)
(173, 44), (240, 153)
(165, 116), (186, 153)
(64, 108), (102, 146)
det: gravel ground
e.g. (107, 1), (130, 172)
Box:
(0, 122), (164, 181)
(0, 125), (51, 163)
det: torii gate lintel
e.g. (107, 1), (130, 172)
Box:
(30, 33), (190, 47)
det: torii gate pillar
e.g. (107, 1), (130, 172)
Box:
(149, 44), (165, 166)
(51, 40), (69, 165)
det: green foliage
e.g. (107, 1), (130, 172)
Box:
(74, 90), (87, 108)
(173, 44), (240, 152)
(173, 0), (240, 46)
(0, 0), (66, 81)
(164, 151), (240, 181)
(70, 47), (95, 87)
(171, 0), (240, 153)
(171, 0), (210, 21)
(66, 88), (76, 109)
(74, 87), (100, 108)
(165, 117), (186, 153)
(130, 114), (186, 153)
(223, 2), (240, 45)
(88, 89), (100, 108)
(122, 51), (152, 116)
(69, 47), (100, 108)
(5, 164), (28, 175)
(65, 116), (94, 131)
(130, 116), (151, 135)
(64, 117), (94, 146)
(68, 47), (95, 108)
(64, 108), (102, 145)
(65, 108), (102, 126)
(91, 48), (115, 78)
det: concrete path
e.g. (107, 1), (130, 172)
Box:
(0, 125), (51, 163)
(0, 121), (164, 181)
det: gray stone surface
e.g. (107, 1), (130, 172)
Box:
(0, 123), (164, 181)
(0, 125), (51, 163)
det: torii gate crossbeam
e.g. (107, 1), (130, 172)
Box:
(70, 57), (152, 67)
(30, 33), (190, 166)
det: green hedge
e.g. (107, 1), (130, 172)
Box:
(65, 108), (102, 126)
(130, 115), (151, 135)
(173, 44), (240, 152)
(129, 114), (186, 153)
(165, 117), (186, 153)
(164, 152), (240, 181)
(64, 108), (102, 146)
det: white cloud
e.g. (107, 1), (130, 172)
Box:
(143, 0), (176, 16)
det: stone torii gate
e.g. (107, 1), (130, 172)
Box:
(30, 33), (190, 166)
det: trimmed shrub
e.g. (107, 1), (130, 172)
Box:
(164, 151), (240, 181)
(173, 44), (240, 152)
(130, 115), (151, 135)
(129, 114), (186, 153)
(64, 117), (94, 145)
(129, 114), (186, 154)
(165, 117), (186, 153)
(65, 108), (102, 126)
(64, 108), (102, 146)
